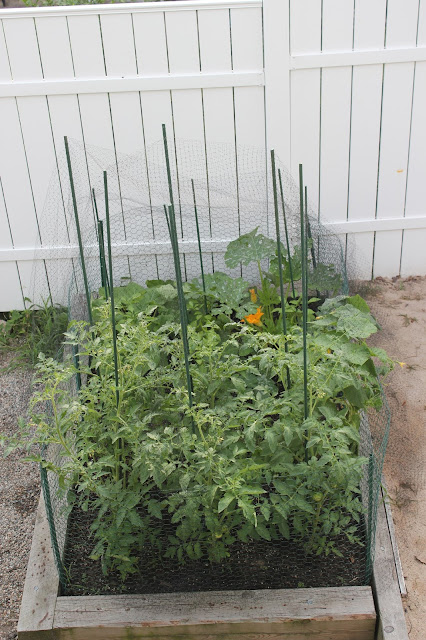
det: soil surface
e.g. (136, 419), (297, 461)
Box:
(363, 276), (426, 640)
(63, 506), (366, 596)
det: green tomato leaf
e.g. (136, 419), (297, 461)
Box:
(218, 494), (235, 513)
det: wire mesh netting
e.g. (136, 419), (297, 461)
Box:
(31, 134), (390, 596)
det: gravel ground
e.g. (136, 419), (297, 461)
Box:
(0, 351), (39, 640)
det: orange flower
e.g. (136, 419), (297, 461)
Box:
(249, 288), (258, 303)
(242, 307), (264, 326)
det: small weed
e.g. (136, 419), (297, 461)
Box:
(0, 298), (68, 369)
(405, 363), (419, 371)
(357, 282), (379, 298)
(398, 314), (418, 327)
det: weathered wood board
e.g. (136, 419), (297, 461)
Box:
(17, 493), (60, 638)
(53, 587), (376, 639)
(372, 489), (409, 640)
(18, 493), (377, 640)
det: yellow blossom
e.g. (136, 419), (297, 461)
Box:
(249, 288), (258, 303)
(242, 307), (264, 326)
(397, 361), (406, 368)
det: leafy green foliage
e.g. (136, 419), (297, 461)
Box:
(9, 284), (392, 579)
(2, 229), (392, 582)
(0, 298), (68, 369)
(224, 227), (277, 268)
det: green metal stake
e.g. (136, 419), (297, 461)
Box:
(305, 189), (320, 300)
(64, 136), (93, 326)
(299, 165), (309, 461)
(304, 186), (309, 315)
(271, 151), (290, 389)
(278, 168), (296, 298)
(306, 218), (317, 269)
(191, 179), (207, 315)
(162, 124), (175, 211)
(166, 204), (193, 409)
(104, 171), (120, 408)
(92, 189), (109, 298)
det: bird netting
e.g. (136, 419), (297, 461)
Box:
(29, 132), (390, 596)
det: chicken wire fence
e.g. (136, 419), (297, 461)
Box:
(32, 134), (390, 594)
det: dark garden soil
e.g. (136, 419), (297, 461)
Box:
(63, 505), (366, 596)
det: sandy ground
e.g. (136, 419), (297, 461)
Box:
(364, 276), (426, 640)
(0, 277), (425, 638)
(0, 352), (38, 640)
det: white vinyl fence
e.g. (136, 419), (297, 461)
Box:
(0, 0), (426, 310)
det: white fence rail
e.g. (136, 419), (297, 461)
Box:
(0, 0), (425, 310)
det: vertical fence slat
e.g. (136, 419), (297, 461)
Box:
(67, 14), (130, 288)
(1, 17), (51, 305)
(320, 0), (353, 246)
(0, 23), (24, 309)
(374, 0), (419, 277)
(197, 7), (237, 276)
(290, 0), (322, 213)
(100, 12), (158, 284)
(165, 9), (206, 281)
(0, 179), (24, 310)
(263, 0), (290, 168)
(347, 0), (387, 280)
(231, 5), (265, 282)
(400, 2), (426, 276)
(34, 15), (84, 305)
(133, 10), (174, 280)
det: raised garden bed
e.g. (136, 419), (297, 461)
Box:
(11, 135), (409, 640)
(18, 484), (409, 640)
(18, 492), (378, 640)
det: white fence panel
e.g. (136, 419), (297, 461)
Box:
(347, 0), (386, 279)
(374, 0), (419, 277)
(1, 0), (426, 310)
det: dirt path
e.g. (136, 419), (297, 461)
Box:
(0, 353), (38, 640)
(364, 276), (426, 639)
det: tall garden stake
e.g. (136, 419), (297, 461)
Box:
(92, 188), (109, 299)
(271, 150), (290, 389)
(64, 136), (93, 326)
(304, 186), (309, 315)
(165, 204), (193, 409)
(299, 165), (309, 461)
(278, 168), (296, 298)
(191, 179), (207, 314)
(104, 171), (120, 409)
